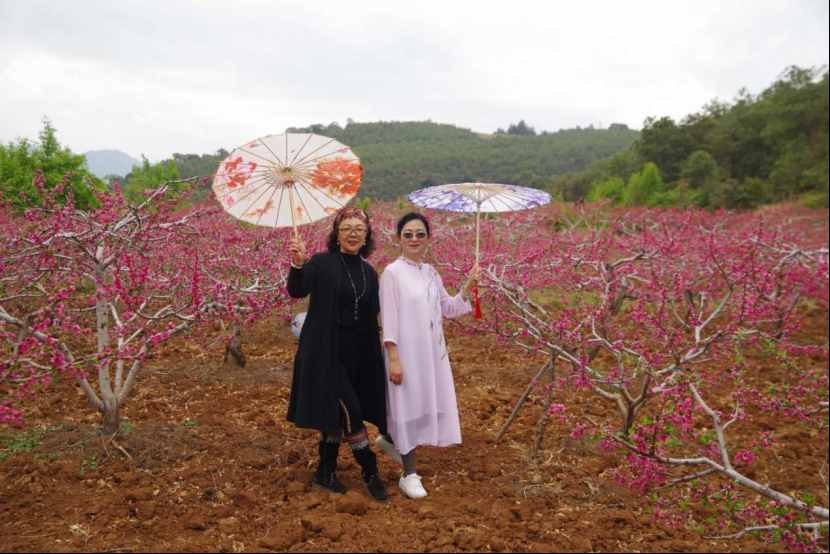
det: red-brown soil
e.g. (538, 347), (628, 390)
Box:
(1, 311), (827, 552)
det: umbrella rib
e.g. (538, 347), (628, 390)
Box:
(219, 175), (271, 208)
(235, 146), (284, 167)
(291, 150), (347, 174)
(497, 188), (537, 206)
(239, 181), (278, 224)
(269, 183), (287, 229)
(288, 133), (314, 167)
(473, 186), (506, 204)
(508, 185), (549, 201)
(502, 189), (548, 209)
(290, 138), (338, 168)
(258, 137), (286, 167)
(254, 182), (282, 228)
(294, 174), (347, 209)
(291, 182), (316, 225)
(487, 194), (519, 212)
(455, 192), (477, 212)
(224, 175), (273, 209)
(248, 168), (278, 179)
(483, 193), (512, 211)
(293, 177), (332, 218)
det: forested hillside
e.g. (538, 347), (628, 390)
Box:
(6, 66), (825, 210)
(165, 122), (639, 200)
(285, 122), (639, 199)
(554, 65), (829, 209)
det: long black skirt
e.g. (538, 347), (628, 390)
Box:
(335, 323), (387, 436)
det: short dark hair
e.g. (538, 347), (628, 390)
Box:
(327, 212), (376, 258)
(396, 212), (431, 237)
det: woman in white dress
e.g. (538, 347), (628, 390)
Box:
(376, 212), (479, 499)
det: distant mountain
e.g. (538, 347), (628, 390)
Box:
(84, 150), (140, 178)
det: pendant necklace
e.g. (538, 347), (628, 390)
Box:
(339, 253), (367, 321)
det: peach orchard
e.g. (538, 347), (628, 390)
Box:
(1, 181), (828, 550)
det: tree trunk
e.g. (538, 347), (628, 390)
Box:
(531, 354), (557, 458)
(224, 323), (246, 368)
(101, 398), (120, 436)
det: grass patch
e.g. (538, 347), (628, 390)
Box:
(0, 424), (71, 462)
(528, 286), (601, 310)
(0, 427), (47, 462)
(79, 454), (98, 476)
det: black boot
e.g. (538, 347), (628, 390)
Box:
(352, 447), (387, 501)
(312, 441), (347, 494)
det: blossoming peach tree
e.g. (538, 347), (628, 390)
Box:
(0, 175), (295, 434)
(429, 203), (828, 549)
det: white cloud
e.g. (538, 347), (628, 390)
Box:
(1, 0), (827, 160)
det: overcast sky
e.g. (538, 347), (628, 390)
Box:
(1, 0), (827, 161)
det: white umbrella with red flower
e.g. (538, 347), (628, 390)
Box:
(212, 133), (362, 236)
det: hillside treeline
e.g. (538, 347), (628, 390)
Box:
(3, 65), (826, 210)
(162, 121), (638, 200)
(554, 65), (829, 209)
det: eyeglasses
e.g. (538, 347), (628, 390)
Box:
(339, 226), (367, 236)
(402, 231), (428, 240)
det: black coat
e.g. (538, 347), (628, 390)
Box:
(286, 252), (387, 434)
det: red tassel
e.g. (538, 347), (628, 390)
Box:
(473, 284), (482, 319)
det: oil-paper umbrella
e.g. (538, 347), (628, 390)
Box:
(408, 182), (551, 318)
(212, 133), (363, 234)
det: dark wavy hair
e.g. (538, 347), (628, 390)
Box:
(396, 212), (431, 237)
(326, 208), (376, 258)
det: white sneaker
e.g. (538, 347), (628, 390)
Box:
(399, 473), (428, 499)
(375, 435), (403, 465)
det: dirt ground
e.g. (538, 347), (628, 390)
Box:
(1, 311), (827, 553)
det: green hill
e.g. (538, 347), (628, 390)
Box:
(556, 65), (829, 209)
(169, 121), (639, 200)
(287, 121), (639, 199)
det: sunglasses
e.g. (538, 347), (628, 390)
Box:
(402, 231), (428, 240)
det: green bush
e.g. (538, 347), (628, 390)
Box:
(0, 119), (103, 210)
(123, 157), (181, 203)
(800, 189), (829, 209)
(587, 176), (626, 203)
(649, 184), (704, 208)
(623, 162), (665, 206)
(708, 177), (775, 210)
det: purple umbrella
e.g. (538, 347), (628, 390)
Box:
(408, 182), (551, 317)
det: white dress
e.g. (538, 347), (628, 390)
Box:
(379, 257), (472, 455)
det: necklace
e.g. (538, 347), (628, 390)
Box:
(338, 253), (367, 321)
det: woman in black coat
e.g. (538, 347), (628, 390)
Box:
(286, 207), (388, 501)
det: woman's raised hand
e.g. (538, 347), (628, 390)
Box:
(469, 263), (481, 286)
(288, 237), (307, 267)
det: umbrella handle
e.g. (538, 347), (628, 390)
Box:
(473, 201), (482, 319)
(472, 284), (482, 319)
(288, 185), (299, 241)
